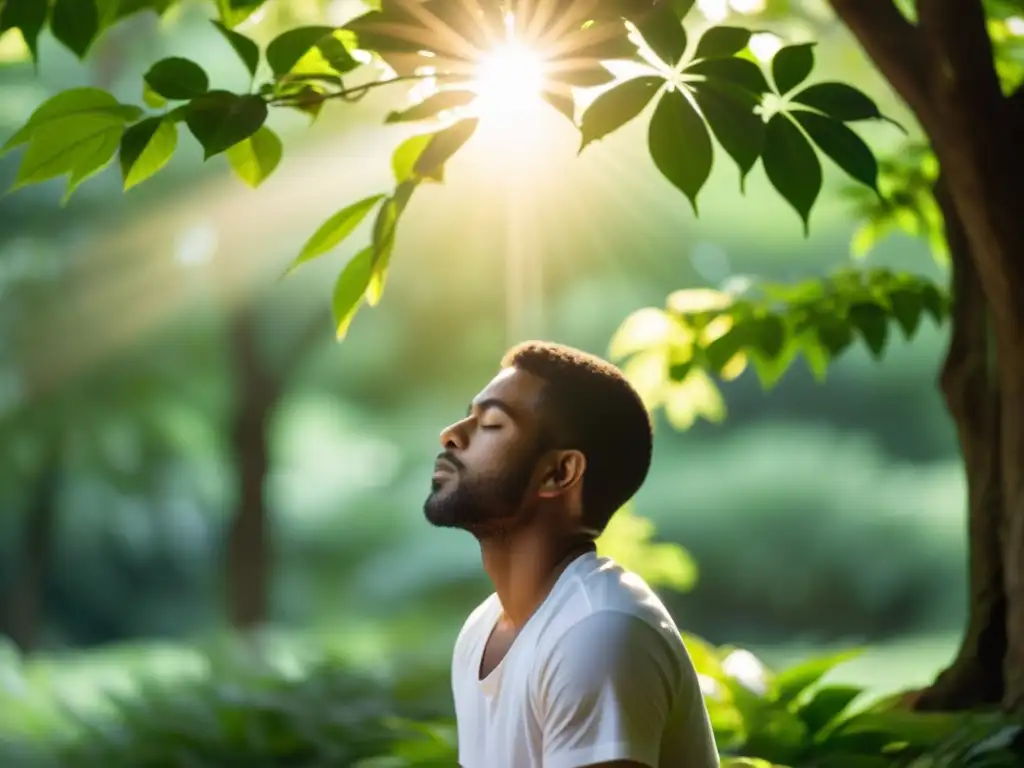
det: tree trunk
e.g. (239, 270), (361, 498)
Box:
(225, 310), (276, 630)
(915, 181), (1005, 710)
(3, 444), (61, 652)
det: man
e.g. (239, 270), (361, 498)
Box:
(424, 341), (719, 768)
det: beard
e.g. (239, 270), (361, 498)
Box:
(423, 450), (540, 532)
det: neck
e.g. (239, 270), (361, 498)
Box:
(478, 526), (595, 628)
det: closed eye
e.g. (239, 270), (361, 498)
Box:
(480, 424), (502, 431)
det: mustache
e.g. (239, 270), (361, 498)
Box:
(436, 451), (465, 471)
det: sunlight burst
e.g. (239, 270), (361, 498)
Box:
(472, 41), (547, 120)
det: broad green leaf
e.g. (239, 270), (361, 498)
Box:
(367, 196), (401, 306)
(120, 117), (178, 190)
(392, 133), (444, 184)
(0, 0), (48, 61)
(751, 314), (786, 360)
(267, 26), (334, 76)
(772, 649), (860, 706)
(386, 90), (478, 123)
(771, 43), (815, 95)
(848, 301), (889, 357)
(144, 57), (210, 100)
(579, 76), (663, 151)
(551, 62), (616, 88)
(790, 81), (883, 122)
(832, 710), (963, 748)
(762, 112), (821, 234)
(649, 88), (713, 214)
(184, 91), (268, 159)
(142, 81), (167, 109)
(691, 81), (764, 191)
(288, 193), (385, 274)
(414, 118), (479, 178)
(542, 91), (576, 123)
(12, 115), (121, 194)
(51, 0), (100, 59)
(316, 32), (360, 73)
(3, 88), (141, 154)
(226, 126), (283, 188)
(798, 684), (864, 736)
(212, 20), (260, 78)
(816, 317), (853, 356)
(686, 56), (771, 95)
(634, 3), (687, 67)
(333, 247), (374, 340)
(693, 26), (752, 60)
(888, 285), (924, 337)
(670, 0), (698, 18)
(216, 0), (266, 28)
(792, 109), (879, 193)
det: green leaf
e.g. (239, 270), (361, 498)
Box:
(226, 126), (282, 188)
(790, 81), (883, 122)
(386, 90), (478, 123)
(288, 193), (385, 275)
(333, 247), (374, 340)
(693, 26), (752, 60)
(771, 43), (815, 95)
(772, 650), (860, 706)
(848, 301), (889, 357)
(144, 57), (210, 100)
(634, 3), (688, 67)
(542, 91), (576, 123)
(316, 32), (360, 74)
(888, 285), (924, 337)
(686, 56), (771, 95)
(267, 26), (334, 76)
(578, 76), (663, 151)
(792, 109), (879, 193)
(762, 113), (821, 234)
(184, 91), (268, 159)
(414, 118), (479, 178)
(816, 318), (853, 357)
(216, 0), (266, 28)
(3, 88), (141, 154)
(551, 62), (616, 88)
(0, 0), (49, 61)
(12, 115), (122, 196)
(212, 20), (260, 78)
(798, 684), (864, 736)
(51, 0), (99, 58)
(142, 81), (167, 109)
(120, 117), (178, 190)
(367, 196), (401, 306)
(392, 133), (444, 184)
(648, 88), (713, 214)
(751, 314), (786, 360)
(691, 81), (764, 191)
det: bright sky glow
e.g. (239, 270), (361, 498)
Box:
(472, 41), (547, 121)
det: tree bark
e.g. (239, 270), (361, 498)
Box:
(3, 444), (61, 652)
(915, 181), (1005, 710)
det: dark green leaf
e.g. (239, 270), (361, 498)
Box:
(762, 112), (821, 234)
(267, 26), (334, 76)
(51, 0), (99, 58)
(669, 359), (693, 382)
(751, 314), (786, 360)
(184, 91), (267, 159)
(288, 193), (385, 274)
(414, 118), (478, 178)
(670, 0), (697, 18)
(792, 109), (879, 193)
(386, 90), (477, 123)
(212, 20), (260, 78)
(798, 684), (864, 736)
(816, 318), (853, 357)
(3, 88), (141, 153)
(772, 650), (860, 706)
(919, 282), (948, 321)
(772, 43), (815, 95)
(693, 26), (752, 60)
(692, 81), (763, 190)
(848, 301), (889, 357)
(888, 286), (924, 337)
(579, 76), (663, 151)
(120, 116), (178, 190)
(648, 88), (713, 214)
(686, 56), (770, 95)
(0, 0), (49, 61)
(333, 247), (374, 340)
(144, 57), (210, 100)
(832, 711), (963, 748)
(790, 81), (883, 122)
(392, 133), (444, 184)
(216, 0), (265, 28)
(316, 32), (360, 74)
(634, 3), (687, 67)
(226, 126), (282, 188)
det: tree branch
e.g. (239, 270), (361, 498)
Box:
(827, 0), (932, 125)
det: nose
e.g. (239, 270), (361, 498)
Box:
(439, 419), (467, 451)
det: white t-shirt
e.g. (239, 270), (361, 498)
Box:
(451, 551), (720, 768)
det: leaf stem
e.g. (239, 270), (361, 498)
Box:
(269, 72), (459, 107)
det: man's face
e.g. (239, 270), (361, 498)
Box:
(423, 367), (549, 533)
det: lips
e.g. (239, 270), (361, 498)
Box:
(433, 458), (457, 476)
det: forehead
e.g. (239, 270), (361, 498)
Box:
(472, 366), (547, 415)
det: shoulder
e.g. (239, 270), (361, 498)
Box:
(453, 593), (499, 661)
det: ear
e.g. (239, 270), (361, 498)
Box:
(537, 450), (586, 498)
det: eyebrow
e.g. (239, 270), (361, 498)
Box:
(467, 397), (517, 420)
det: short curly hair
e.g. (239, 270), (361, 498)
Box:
(501, 341), (653, 533)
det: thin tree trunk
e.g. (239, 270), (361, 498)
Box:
(915, 181), (1005, 710)
(4, 444), (61, 652)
